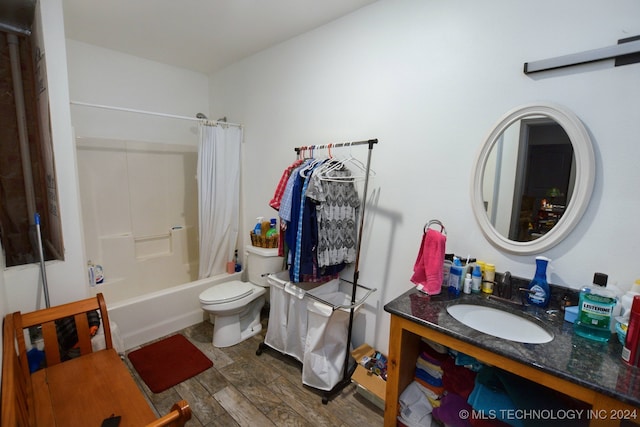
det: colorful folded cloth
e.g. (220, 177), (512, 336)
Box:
(432, 392), (473, 427)
(417, 357), (444, 378)
(399, 381), (434, 427)
(414, 381), (442, 408)
(442, 356), (477, 400)
(414, 378), (445, 396)
(467, 380), (523, 427)
(415, 364), (444, 387)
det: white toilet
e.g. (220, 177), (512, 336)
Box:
(199, 245), (283, 348)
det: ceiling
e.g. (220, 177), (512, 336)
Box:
(61, 0), (378, 75)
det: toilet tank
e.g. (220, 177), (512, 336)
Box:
(245, 245), (283, 287)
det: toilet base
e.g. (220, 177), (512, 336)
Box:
(211, 296), (265, 347)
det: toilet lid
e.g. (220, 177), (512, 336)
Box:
(199, 281), (254, 304)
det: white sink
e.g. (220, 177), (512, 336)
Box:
(446, 303), (554, 344)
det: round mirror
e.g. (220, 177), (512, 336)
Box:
(471, 103), (595, 255)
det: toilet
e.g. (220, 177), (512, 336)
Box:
(199, 245), (283, 348)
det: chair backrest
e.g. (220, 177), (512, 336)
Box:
(2, 312), (33, 426)
(13, 293), (113, 374)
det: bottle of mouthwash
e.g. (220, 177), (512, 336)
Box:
(574, 273), (616, 342)
(526, 256), (551, 307)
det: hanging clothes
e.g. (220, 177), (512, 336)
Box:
(306, 162), (360, 268)
(273, 156), (359, 283)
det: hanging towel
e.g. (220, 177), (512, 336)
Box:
(410, 228), (446, 294)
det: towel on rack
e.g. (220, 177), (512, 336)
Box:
(410, 228), (446, 295)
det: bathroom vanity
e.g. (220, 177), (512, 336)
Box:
(384, 288), (640, 427)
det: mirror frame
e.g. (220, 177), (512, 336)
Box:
(471, 103), (595, 255)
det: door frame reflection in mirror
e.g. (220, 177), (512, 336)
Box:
(470, 103), (595, 255)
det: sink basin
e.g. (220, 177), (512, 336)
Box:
(446, 303), (554, 344)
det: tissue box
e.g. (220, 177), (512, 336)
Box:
(351, 344), (387, 408)
(564, 306), (578, 323)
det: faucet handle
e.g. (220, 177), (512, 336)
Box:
(500, 271), (512, 299)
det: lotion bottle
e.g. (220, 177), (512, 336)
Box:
(463, 273), (472, 294)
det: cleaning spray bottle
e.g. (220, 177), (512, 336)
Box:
(254, 217), (264, 236)
(526, 256), (551, 307)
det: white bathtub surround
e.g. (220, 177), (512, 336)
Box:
(197, 123), (242, 279)
(106, 272), (242, 351)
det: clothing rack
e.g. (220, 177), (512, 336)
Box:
(259, 138), (377, 404)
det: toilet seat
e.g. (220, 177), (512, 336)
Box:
(199, 281), (254, 305)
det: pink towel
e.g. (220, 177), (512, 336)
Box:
(410, 228), (446, 295)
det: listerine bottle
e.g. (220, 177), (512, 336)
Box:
(574, 273), (615, 342)
(526, 256), (551, 307)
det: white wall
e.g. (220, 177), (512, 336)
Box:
(66, 40), (210, 145)
(208, 0), (640, 353)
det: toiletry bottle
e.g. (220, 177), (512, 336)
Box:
(463, 273), (472, 294)
(574, 272), (616, 342)
(526, 256), (551, 307)
(87, 260), (96, 287)
(254, 217), (264, 236)
(442, 254), (453, 290)
(234, 249), (241, 272)
(482, 263), (495, 294)
(448, 257), (463, 296)
(266, 218), (278, 238)
(471, 265), (482, 293)
(622, 295), (640, 366)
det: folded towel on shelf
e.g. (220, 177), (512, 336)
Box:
(410, 228), (446, 295)
(399, 381), (434, 427)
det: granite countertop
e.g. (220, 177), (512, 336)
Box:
(384, 285), (640, 408)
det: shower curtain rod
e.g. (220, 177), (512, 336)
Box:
(293, 138), (378, 153)
(69, 100), (242, 127)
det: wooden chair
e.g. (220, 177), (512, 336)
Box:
(146, 400), (192, 427)
(13, 293), (113, 371)
(2, 311), (31, 426)
(2, 294), (192, 427)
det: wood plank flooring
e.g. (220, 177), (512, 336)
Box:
(122, 314), (384, 426)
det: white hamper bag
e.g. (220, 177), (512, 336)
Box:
(302, 291), (361, 391)
(264, 273), (290, 356)
(265, 272), (341, 362)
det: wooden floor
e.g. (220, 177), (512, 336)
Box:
(122, 314), (384, 427)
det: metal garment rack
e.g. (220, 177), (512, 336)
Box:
(256, 138), (378, 404)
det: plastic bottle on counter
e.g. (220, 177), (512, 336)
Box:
(574, 272), (616, 342)
(482, 263), (495, 294)
(448, 257), (463, 296)
(463, 273), (472, 294)
(526, 257), (551, 307)
(442, 255), (453, 290)
(471, 265), (482, 293)
(622, 295), (640, 366)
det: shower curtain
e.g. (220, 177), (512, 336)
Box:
(197, 123), (242, 279)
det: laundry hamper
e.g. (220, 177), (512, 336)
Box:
(264, 271), (341, 362)
(302, 290), (364, 391)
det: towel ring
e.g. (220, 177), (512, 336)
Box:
(424, 219), (446, 235)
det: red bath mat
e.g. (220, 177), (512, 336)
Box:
(127, 334), (213, 393)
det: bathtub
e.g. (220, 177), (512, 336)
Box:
(98, 272), (242, 351)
